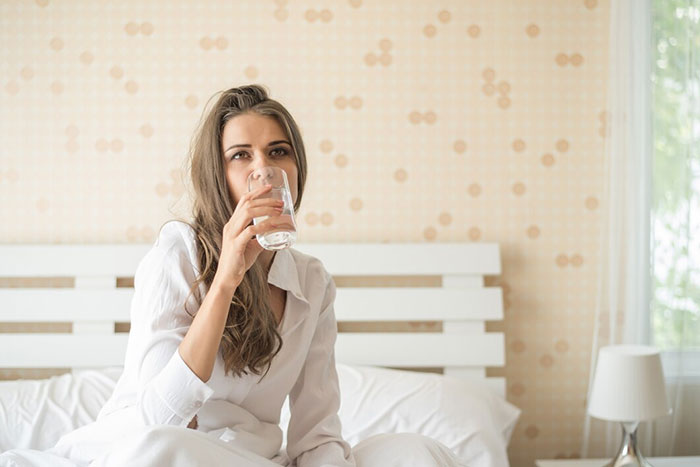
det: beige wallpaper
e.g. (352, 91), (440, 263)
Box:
(0, 0), (609, 465)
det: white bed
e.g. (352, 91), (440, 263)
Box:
(0, 242), (520, 466)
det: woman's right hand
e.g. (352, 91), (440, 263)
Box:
(213, 185), (284, 292)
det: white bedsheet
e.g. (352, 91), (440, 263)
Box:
(0, 364), (520, 467)
(3, 428), (471, 467)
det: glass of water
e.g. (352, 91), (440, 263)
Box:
(246, 166), (297, 250)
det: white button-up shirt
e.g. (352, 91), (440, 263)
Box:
(93, 220), (354, 466)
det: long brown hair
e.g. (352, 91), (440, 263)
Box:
(179, 84), (307, 379)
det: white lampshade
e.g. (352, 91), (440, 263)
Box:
(588, 345), (671, 422)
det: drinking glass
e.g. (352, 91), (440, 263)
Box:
(246, 166), (297, 250)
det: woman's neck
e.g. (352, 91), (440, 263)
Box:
(258, 250), (276, 277)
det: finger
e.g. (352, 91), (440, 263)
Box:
(229, 206), (284, 237)
(247, 237), (264, 256)
(231, 187), (279, 222)
(263, 213), (295, 231)
(241, 217), (283, 240)
(238, 184), (273, 204)
(228, 187), (280, 228)
(234, 235), (264, 261)
(248, 206), (285, 218)
(246, 198), (286, 209)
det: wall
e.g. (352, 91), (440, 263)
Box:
(0, 1), (609, 465)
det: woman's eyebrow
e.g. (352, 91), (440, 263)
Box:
(224, 140), (291, 153)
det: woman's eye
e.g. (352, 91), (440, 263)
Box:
(230, 148), (289, 161)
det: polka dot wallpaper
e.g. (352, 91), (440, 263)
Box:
(0, 0), (608, 465)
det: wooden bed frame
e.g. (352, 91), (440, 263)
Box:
(0, 242), (505, 395)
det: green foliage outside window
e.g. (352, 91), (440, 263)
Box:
(650, 0), (700, 349)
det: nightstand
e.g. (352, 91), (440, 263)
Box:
(535, 457), (700, 467)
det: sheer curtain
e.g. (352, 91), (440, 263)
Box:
(582, 0), (700, 457)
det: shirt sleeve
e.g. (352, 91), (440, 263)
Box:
(286, 272), (355, 467)
(128, 227), (215, 427)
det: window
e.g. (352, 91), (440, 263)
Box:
(650, 1), (700, 356)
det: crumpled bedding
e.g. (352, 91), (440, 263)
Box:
(0, 364), (520, 467)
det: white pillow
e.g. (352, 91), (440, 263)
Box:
(280, 363), (521, 467)
(0, 367), (122, 452)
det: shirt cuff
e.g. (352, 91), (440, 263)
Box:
(151, 348), (215, 423)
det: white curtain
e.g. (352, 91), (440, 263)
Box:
(582, 0), (700, 457)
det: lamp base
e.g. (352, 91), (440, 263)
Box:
(602, 422), (654, 467)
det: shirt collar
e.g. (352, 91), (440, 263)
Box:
(267, 248), (308, 304)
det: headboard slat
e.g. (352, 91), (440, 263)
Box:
(335, 288), (503, 321)
(335, 333), (505, 367)
(0, 287), (502, 322)
(299, 244), (500, 276)
(0, 289), (133, 322)
(0, 245), (151, 277)
(0, 332), (504, 369)
(0, 334), (129, 368)
(0, 243), (500, 277)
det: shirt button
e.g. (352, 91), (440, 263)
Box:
(193, 401), (202, 408)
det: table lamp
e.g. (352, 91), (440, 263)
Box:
(587, 345), (671, 467)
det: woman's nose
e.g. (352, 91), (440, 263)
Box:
(250, 154), (270, 171)
(251, 165), (278, 182)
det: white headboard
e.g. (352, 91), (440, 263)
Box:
(0, 243), (505, 395)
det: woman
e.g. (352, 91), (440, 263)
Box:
(0, 85), (465, 467)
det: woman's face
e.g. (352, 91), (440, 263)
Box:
(221, 112), (299, 207)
